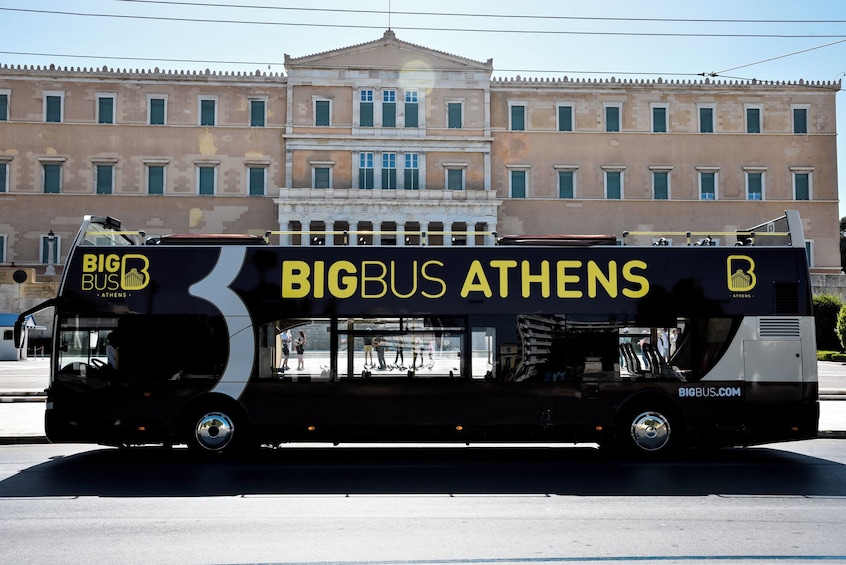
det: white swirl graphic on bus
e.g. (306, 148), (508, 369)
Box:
(679, 386), (743, 398)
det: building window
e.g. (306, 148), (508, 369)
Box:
(509, 103), (525, 131)
(198, 165), (216, 195)
(248, 166), (266, 196)
(604, 170), (623, 199)
(447, 102), (463, 129)
(147, 165), (165, 194)
(805, 241), (814, 267)
(44, 92), (63, 123)
(315, 99), (331, 126)
(0, 162), (7, 193)
(604, 104), (620, 132)
(699, 106), (714, 133)
(699, 171), (717, 200)
(199, 97), (216, 126)
(794, 171), (810, 200)
(651, 105), (667, 133)
(43, 163), (61, 193)
(40, 234), (60, 264)
(0, 91), (8, 121)
(382, 90), (396, 128)
(557, 104), (573, 132)
(746, 171), (764, 200)
(359, 153), (374, 189)
(313, 166), (331, 189)
(793, 106), (808, 134)
(652, 171), (669, 199)
(382, 153), (397, 189)
(0, 234), (5, 263)
(250, 99), (266, 127)
(558, 170), (575, 198)
(360, 90), (374, 127)
(510, 169), (527, 198)
(446, 168), (464, 190)
(404, 153), (419, 189)
(95, 164), (114, 194)
(97, 94), (115, 124)
(148, 96), (166, 125)
(404, 91), (419, 128)
(746, 106), (761, 134)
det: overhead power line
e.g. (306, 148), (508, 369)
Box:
(2, 6), (846, 38)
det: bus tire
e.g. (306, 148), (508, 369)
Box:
(616, 402), (681, 458)
(183, 402), (248, 457)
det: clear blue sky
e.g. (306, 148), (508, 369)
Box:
(3, 0), (845, 216)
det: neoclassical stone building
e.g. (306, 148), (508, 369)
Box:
(0, 30), (841, 317)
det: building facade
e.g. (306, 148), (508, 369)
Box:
(0, 30), (841, 320)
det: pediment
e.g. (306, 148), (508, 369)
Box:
(285, 30), (493, 74)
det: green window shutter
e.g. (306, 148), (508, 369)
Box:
(46, 96), (61, 122)
(199, 167), (215, 194)
(249, 167), (265, 196)
(699, 108), (713, 133)
(793, 108), (807, 134)
(148, 166), (164, 194)
(747, 173), (762, 199)
(382, 168), (397, 189)
(360, 102), (373, 127)
(558, 106), (572, 131)
(0, 163), (7, 193)
(653, 172), (668, 199)
(511, 170), (526, 198)
(200, 100), (215, 126)
(652, 107), (666, 132)
(0, 94), (9, 121)
(795, 173), (810, 200)
(314, 167), (330, 188)
(383, 102), (396, 127)
(43, 164), (61, 193)
(558, 171), (574, 198)
(746, 108), (760, 133)
(700, 172), (715, 199)
(510, 105), (525, 131)
(447, 169), (463, 190)
(605, 106), (619, 132)
(405, 102), (418, 128)
(359, 168), (374, 189)
(606, 171), (621, 199)
(448, 103), (462, 128)
(98, 97), (114, 124)
(250, 100), (265, 127)
(150, 99), (165, 125)
(315, 100), (330, 126)
(96, 165), (113, 194)
(404, 168), (419, 190)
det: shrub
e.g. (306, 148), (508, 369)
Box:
(815, 293), (845, 351)
(837, 304), (846, 352)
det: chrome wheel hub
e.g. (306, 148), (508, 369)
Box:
(195, 412), (235, 451)
(630, 411), (670, 451)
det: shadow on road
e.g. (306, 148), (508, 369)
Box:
(2, 444), (846, 498)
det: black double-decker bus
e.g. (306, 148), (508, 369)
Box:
(17, 211), (818, 456)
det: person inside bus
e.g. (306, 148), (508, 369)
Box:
(106, 331), (119, 370)
(279, 328), (291, 372)
(375, 335), (387, 370)
(394, 335), (404, 367)
(363, 331), (374, 367)
(295, 331), (306, 371)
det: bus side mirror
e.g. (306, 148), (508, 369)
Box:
(13, 319), (24, 349)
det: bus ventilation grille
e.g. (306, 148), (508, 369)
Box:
(758, 317), (801, 338)
(772, 282), (799, 314)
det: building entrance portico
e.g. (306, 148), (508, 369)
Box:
(274, 188), (501, 246)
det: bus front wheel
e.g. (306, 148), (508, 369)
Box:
(184, 406), (246, 456)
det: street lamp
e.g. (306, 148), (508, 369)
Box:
(45, 230), (56, 276)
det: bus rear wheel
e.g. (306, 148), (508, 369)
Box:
(616, 405), (680, 458)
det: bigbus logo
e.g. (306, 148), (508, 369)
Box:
(727, 255), (756, 293)
(81, 253), (151, 293)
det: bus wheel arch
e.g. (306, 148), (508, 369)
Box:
(614, 393), (686, 457)
(180, 394), (251, 456)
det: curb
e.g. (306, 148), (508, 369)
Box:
(0, 436), (49, 445)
